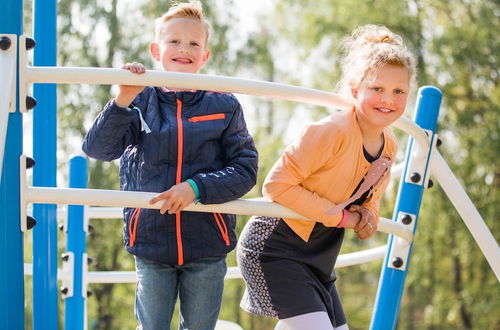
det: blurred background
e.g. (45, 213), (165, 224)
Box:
(22, 0), (499, 329)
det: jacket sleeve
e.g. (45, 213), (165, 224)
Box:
(262, 123), (344, 226)
(191, 100), (258, 204)
(82, 97), (144, 161)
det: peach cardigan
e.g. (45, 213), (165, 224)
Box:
(262, 108), (397, 242)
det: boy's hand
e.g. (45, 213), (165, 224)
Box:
(349, 205), (377, 240)
(149, 182), (196, 215)
(115, 62), (146, 107)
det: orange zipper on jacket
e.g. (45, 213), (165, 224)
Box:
(175, 99), (185, 265)
(128, 208), (141, 247)
(188, 113), (225, 122)
(213, 213), (230, 246)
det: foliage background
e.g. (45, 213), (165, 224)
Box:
(22, 0), (499, 329)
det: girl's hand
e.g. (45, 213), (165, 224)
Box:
(344, 209), (361, 230)
(115, 62), (147, 107)
(349, 205), (377, 239)
(149, 182), (196, 215)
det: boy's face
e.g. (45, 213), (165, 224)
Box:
(150, 17), (210, 74)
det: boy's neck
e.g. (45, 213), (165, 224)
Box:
(161, 87), (197, 93)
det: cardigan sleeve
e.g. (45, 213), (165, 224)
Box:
(263, 122), (344, 226)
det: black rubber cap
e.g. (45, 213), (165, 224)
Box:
(0, 36), (11, 50)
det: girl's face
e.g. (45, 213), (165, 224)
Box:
(352, 64), (410, 131)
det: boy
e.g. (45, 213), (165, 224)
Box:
(82, 2), (258, 329)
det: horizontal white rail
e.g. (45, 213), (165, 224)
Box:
(430, 150), (500, 281)
(26, 66), (353, 110)
(27, 187), (413, 243)
(23, 246), (387, 283)
(25, 66), (434, 153)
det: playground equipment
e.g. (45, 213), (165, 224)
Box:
(1, 1), (499, 329)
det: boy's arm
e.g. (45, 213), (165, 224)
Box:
(191, 102), (258, 204)
(82, 98), (143, 161)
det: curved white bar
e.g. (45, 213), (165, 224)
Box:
(25, 66), (437, 148)
(24, 246), (387, 283)
(27, 187), (413, 243)
(430, 150), (500, 281)
(87, 207), (123, 219)
(27, 66), (353, 110)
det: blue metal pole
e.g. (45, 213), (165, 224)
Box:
(370, 86), (442, 329)
(32, 0), (58, 328)
(65, 156), (88, 330)
(0, 1), (24, 329)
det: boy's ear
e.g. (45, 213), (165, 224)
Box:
(201, 49), (210, 65)
(150, 42), (160, 61)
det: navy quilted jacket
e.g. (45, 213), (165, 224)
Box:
(82, 87), (258, 265)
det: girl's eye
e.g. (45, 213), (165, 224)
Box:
(169, 40), (179, 44)
(372, 87), (383, 92)
(190, 41), (200, 47)
(394, 89), (405, 95)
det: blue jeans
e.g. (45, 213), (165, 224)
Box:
(134, 255), (227, 330)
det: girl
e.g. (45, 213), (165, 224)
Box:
(237, 25), (416, 330)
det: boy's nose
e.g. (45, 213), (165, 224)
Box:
(179, 43), (190, 53)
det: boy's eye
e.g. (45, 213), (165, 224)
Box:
(190, 41), (200, 47)
(169, 40), (179, 44)
(372, 87), (383, 92)
(394, 89), (405, 95)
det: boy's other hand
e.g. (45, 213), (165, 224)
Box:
(349, 205), (377, 240)
(149, 182), (196, 215)
(115, 62), (146, 107)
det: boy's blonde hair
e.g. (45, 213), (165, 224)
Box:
(337, 25), (417, 97)
(154, 1), (211, 43)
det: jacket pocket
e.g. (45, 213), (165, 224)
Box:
(188, 113), (225, 122)
(128, 208), (141, 247)
(213, 213), (230, 246)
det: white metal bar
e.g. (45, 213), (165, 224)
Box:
(24, 246), (387, 283)
(26, 66), (353, 110)
(27, 187), (413, 243)
(430, 150), (500, 281)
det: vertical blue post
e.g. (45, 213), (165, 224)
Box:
(32, 0), (58, 329)
(370, 86), (442, 329)
(65, 156), (88, 329)
(0, 1), (24, 329)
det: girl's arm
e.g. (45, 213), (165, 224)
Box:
(263, 122), (347, 227)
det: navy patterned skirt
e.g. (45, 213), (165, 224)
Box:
(237, 216), (347, 327)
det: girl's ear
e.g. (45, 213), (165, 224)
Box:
(351, 88), (358, 99)
(150, 42), (160, 61)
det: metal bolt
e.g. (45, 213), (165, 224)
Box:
(25, 37), (36, 50)
(436, 137), (442, 147)
(0, 36), (11, 50)
(26, 96), (37, 110)
(60, 287), (68, 295)
(392, 257), (404, 268)
(87, 290), (93, 298)
(87, 257), (94, 265)
(26, 157), (35, 169)
(401, 214), (412, 225)
(427, 179), (434, 188)
(58, 223), (65, 232)
(27, 216), (37, 230)
(410, 172), (421, 183)
(61, 253), (69, 262)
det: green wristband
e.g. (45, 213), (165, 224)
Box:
(186, 179), (200, 199)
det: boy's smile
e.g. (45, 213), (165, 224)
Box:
(150, 17), (210, 74)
